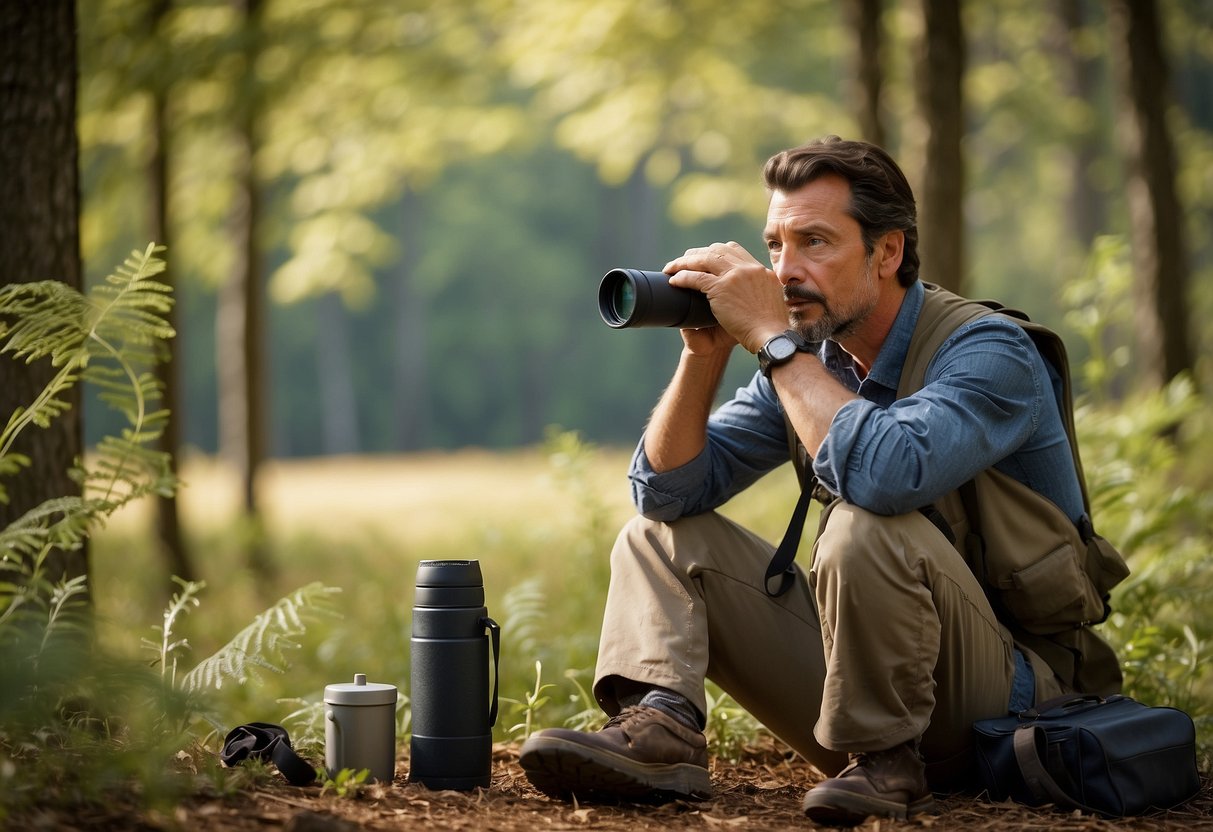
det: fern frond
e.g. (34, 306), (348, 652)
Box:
(39, 574), (91, 658)
(146, 576), (206, 688)
(181, 583), (341, 694)
(500, 577), (546, 657)
(86, 245), (174, 347)
(0, 280), (90, 365)
(0, 243), (173, 468)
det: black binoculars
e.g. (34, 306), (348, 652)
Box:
(597, 268), (717, 329)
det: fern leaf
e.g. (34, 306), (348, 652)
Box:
(181, 583), (340, 694)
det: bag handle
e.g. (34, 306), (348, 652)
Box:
(1012, 723), (1102, 816)
(1020, 693), (1109, 719)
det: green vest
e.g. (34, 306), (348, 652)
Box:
(796, 283), (1130, 694)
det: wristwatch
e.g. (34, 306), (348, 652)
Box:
(757, 330), (810, 378)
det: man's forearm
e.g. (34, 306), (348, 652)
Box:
(769, 352), (857, 457)
(644, 347), (733, 473)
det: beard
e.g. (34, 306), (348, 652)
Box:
(785, 259), (879, 343)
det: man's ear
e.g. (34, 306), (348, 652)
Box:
(876, 230), (904, 281)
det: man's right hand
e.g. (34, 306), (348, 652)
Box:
(679, 321), (738, 357)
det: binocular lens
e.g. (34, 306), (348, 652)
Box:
(597, 268), (716, 329)
(612, 280), (637, 321)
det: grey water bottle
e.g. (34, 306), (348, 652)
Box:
(324, 673), (398, 783)
(409, 559), (501, 790)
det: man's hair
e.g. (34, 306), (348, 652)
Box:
(763, 136), (920, 287)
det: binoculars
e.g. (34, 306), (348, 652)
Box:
(597, 268), (716, 329)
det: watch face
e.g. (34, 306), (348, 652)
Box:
(769, 335), (798, 361)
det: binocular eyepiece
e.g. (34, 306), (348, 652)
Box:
(597, 268), (717, 329)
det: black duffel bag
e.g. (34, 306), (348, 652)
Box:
(973, 694), (1200, 817)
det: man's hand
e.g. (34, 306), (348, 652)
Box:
(665, 242), (789, 354)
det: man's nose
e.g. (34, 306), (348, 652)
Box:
(772, 250), (805, 287)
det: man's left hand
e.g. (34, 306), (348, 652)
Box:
(665, 242), (789, 353)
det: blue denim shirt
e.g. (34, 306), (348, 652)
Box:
(629, 280), (1086, 525)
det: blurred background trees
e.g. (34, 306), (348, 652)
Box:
(67, 0), (1212, 569)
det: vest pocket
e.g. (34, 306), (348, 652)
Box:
(997, 542), (1106, 633)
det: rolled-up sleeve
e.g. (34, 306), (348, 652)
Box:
(629, 372), (791, 519)
(812, 319), (1044, 515)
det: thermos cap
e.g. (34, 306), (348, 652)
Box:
(415, 559), (484, 588)
(325, 673), (399, 706)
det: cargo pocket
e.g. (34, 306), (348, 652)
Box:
(998, 543), (1105, 633)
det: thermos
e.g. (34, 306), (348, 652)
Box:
(324, 673), (398, 783)
(409, 559), (501, 790)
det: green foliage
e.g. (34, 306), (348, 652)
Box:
(502, 660), (557, 741)
(0, 242), (174, 513)
(704, 683), (764, 764)
(1, 244), (175, 647)
(180, 581), (341, 696)
(1062, 235), (1137, 399)
(0, 247), (344, 816)
(0, 245), (196, 816)
(1062, 239), (1213, 754)
(320, 766), (372, 799)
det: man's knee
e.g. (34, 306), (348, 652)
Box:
(611, 511), (761, 576)
(812, 503), (939, 583)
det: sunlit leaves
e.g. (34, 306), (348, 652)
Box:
(496, 0), (849, 214)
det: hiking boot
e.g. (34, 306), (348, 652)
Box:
(518, 705), (712, 802)
(801, 740), (934, 826)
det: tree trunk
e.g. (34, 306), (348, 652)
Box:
(913, 0), (966, 294)
(845, 0), (887, 148)
(316, 292), (360, 455)
(0, 1), (86, 587)
(1052, 0), (1106, 250)
(147, 0), (194, 584)
(217, 0), (273, 575)
(392, 188), (430, 451)
(1106, 0), (1193, 387)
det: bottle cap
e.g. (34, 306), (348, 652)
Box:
(325, 673), (398, 706)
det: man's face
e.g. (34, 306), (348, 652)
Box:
(763, 175), (880, 343)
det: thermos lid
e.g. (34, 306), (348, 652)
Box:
(325, 673), (398, 706)
(415, 559), (483, 587)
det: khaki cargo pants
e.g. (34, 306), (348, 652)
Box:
(592, 504), (1064, 785)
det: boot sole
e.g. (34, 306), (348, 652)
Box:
(802, 788), (936, 826)
(518, 735), (713, 803)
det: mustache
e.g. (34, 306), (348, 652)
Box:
(784, 286), (827, 305)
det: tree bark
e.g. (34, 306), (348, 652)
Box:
(844, 0), (887, 148)
(913, 0), (966, 294)
(147, 0), (194, 583)
(1053, 0), (1106, 250)
(316, 292), (360, 455)
(0, 1), (86, 587)
(217, 0), (273, 575)
(1106, 0), (1193, 387)
(392, 188), (430, 451)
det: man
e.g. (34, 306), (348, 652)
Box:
(519, 136), (1123, 826)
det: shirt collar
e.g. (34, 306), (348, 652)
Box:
(819, 280), (924, 399)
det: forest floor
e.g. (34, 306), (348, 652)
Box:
(16, 737), (1213, 832)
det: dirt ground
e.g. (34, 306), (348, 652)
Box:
(17, 738), (1213, 832)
